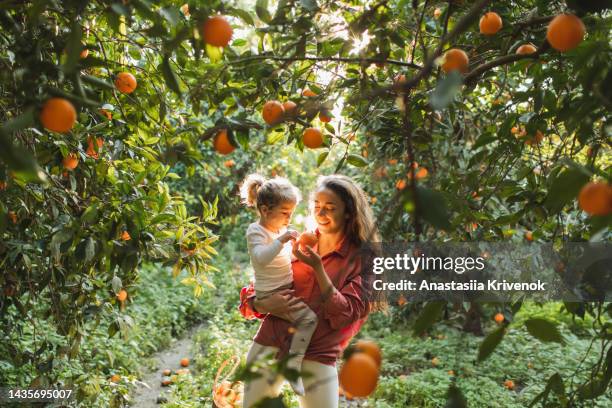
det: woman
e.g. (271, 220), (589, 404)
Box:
(240, 175), (379, 408)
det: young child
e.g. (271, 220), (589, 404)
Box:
(240, 174), (318, 396)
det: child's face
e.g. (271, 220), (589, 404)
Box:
(261, 201), (296, 232)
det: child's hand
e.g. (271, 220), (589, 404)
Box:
(292, 240), (323, 269)
(278, 229), (299, 243)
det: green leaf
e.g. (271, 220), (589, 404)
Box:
(300, 0), (319, 11)
(112, 276), (123, 294)
(415, 187), (452, 231)
(430, 71), (463, 110)
(413, 301), (445, 336)
(255, 0), (272, 23)
(444, 383), (467, 408)
(524, 318), (565, 344)
(63, 21), (83, 74)
(477, 326), (505, 361)
(160, 57), (182, 96)
(317, 151), (328, 167)
(346, 154), (368, 167)
(227, 7), (255, 26)
(544, 168), (590, 214)
(85, 237), (96, 263)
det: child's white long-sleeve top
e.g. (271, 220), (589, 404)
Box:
(246, 222), (294, 293)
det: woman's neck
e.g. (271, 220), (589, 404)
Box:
(317, 230), (345, 256)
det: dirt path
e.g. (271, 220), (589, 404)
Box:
(130, 324), (203, 407)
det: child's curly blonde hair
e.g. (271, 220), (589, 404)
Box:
(240, 174), (301, 211)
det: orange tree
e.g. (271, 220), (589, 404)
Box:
(1, 0), (610, 404)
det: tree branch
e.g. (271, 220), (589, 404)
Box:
(230, 54), (422, 69)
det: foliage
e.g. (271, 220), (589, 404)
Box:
(1, 0), (610, 405)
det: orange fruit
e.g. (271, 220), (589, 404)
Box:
(578, 182), (612, 216)
(397, 294), (408, 306)
(202, 16), (233, 47)
(494, 313), (504, 324)
(8, 211), (17, 224)
(223, 159), (235, 168)
(0, 181), (7, 190)
(99, 109), (112, 120)
(408, 167), (428, 180)
(354, 340), (382, 368)
(393, 74), (407, 88)
(504, 379), (515, 390)
(176, 368), (190, 375)
(396, 179), (407, 190)
(262, 100), (285, 125)
(511, 126), (520, 134)
(302, 87), (318, 97)
(40, 98), (77, 133)
(86, 136), (102, 159)
(479, 12), (503, 35)
(516, 43), (537, 55)
(339, 352), (379, 398)
(117, 289), (128, 302)
(431, 357), (440, 366)
(80, 48), (89, 58)
(441, 48), (469, 73)
(283, 101), (297, 116)
(180, 358), (189, 367)
(298, 232), (318, 250)
(115, 72), (137, 94)
(448, 370), (455, 376)
(63, 153), (79, 170)
(546, 14), (585, 52)
(213, 129), (235, 155)
(162, 369), (172, 376)
(110, 374), (121, 383)
(524, 130), (544, 146)
(434, 8), (442, 19)
(319, 112), (332, 123)
(303, 128), (323, 149)
(161, 378), (172, 386)
(121, 231), (131, 241)
(388, 158), (398, 165)
(524, 231), (533, 241)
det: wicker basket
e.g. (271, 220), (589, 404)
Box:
(212, 356), (243, 408)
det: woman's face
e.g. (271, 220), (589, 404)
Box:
(313, 188), (348, 235)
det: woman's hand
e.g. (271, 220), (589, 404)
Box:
(292, 241), (323, 270)
(253, 289), (306, 321)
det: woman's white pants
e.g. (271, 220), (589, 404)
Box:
(242, 342), (339, 408)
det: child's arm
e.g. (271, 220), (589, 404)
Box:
(247, 228), (297, 265)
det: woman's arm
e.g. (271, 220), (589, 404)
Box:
(252, 289), (307, 320)
(292, 242), (367, 329)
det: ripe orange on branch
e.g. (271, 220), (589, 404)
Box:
(117, 289), (128, 302)
(115, 72), (137, 94)
(494, 313), (505, 324)
(546, 14), (585, 52)
(578, 182), (612, 216)
(516, 43), (537, 55)
(441, 49), (469, 73)
(213, 129), (236, 155)
(302, 128), (323, 149)
(180, 358), (190, 367)
(63, 153), (79, 170)
(283, 101), (297, 116)
(319, 112), (332, 123)
(479, 12), (502, 35)
(302, 87), (318, 97)
(40, 98), (77, 133)
(262, 100), (285, 125)
(339, 352), (379, 398)
(202, 16), (233, 47)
